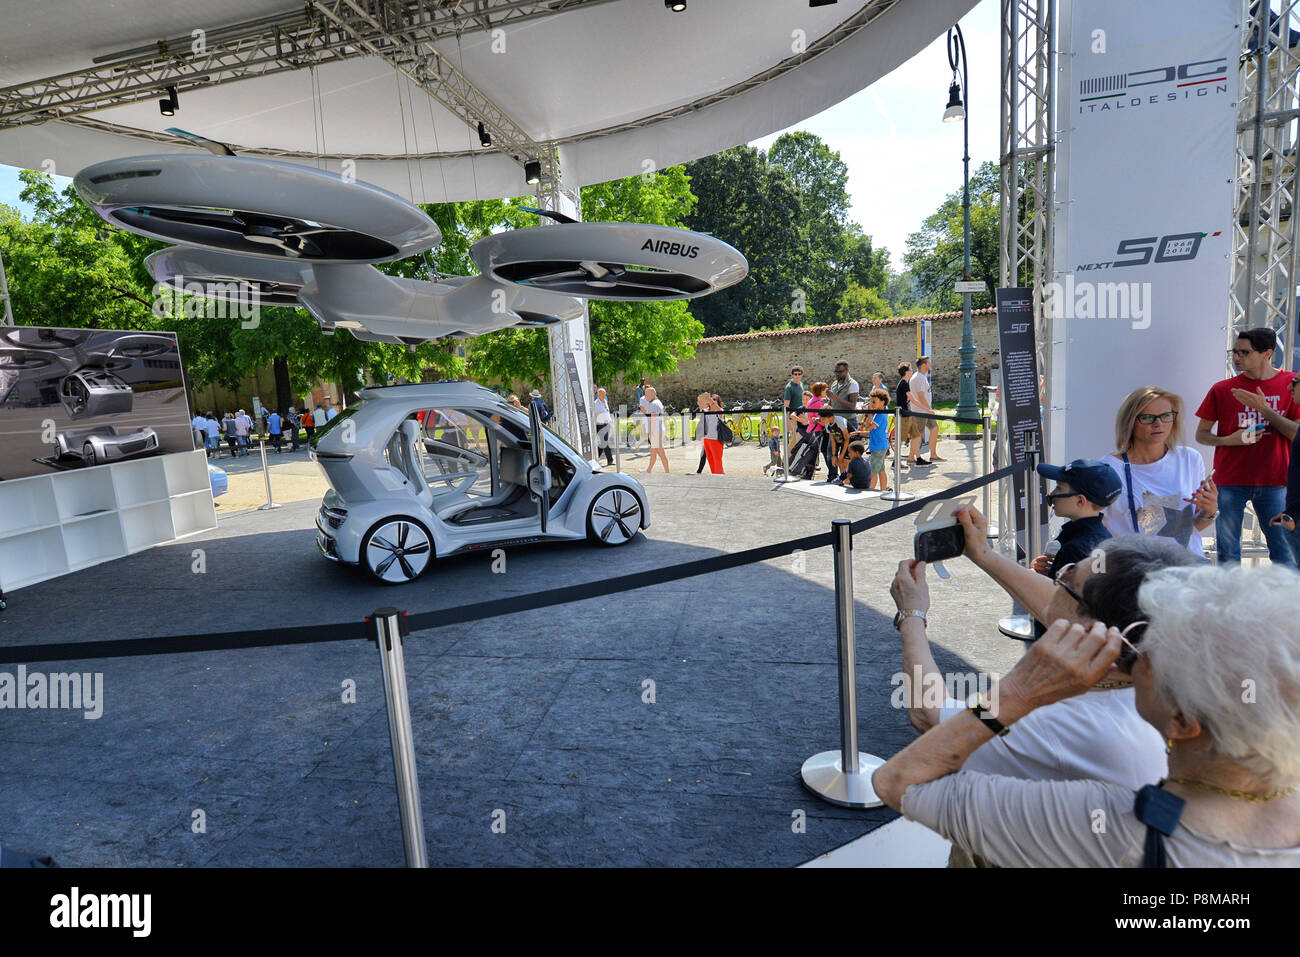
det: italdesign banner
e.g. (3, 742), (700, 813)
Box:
(1054, 0), (1238, 464)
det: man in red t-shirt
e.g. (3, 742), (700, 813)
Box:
(1194, 327), (1300, 565)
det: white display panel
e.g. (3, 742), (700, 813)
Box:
(1053, 0), (1238, 466)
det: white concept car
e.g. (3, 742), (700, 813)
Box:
(55, 425), (160, 466)
(312, 381), (648, 584)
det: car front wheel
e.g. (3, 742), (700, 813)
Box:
(587, 487), (642, 546)
(360, 518), (434, 584)
(82, 442), (98, 467)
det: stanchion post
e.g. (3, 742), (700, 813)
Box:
(370, 608), (428, 868)
(614, 406), (623, 473)
(801, 520), (884, 807)
(257, 439), (282, 511)
(1027, 432), (1042, 568)
(981, 412), (999, 538)
(879, 410), (914, 503)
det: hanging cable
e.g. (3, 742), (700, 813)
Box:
(393, 67), (417, 204)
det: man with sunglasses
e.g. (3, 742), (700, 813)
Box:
(889, 513), (1196, 807)
(1194, 327), (1299, 565)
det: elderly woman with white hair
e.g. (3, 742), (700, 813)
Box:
(873, 563), (1300, 866)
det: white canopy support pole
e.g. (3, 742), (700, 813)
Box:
(536, 143), (596, 459)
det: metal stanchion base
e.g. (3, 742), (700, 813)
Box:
(986, 524), (1001, 538)
(997, 614), (1035, 641)
(878, 489), (915, 502)
(801, 750), (886, 808)
(257, 502), (283, 510)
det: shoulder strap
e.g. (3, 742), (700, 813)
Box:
(1122, 453), (1141, 534)
(1133, 784), (1186, 868)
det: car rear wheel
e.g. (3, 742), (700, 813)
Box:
(82, 442), (98, 467)
(360, 518), (434, 584)
(587, 487), (642, 546)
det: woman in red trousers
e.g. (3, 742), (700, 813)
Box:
(697, 392), (725, 474)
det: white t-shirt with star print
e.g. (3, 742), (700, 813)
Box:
(1099, 447), (1207, 558)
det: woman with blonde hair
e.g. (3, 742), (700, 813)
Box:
(1100, 386), (1218, 558)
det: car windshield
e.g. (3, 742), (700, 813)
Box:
(491, 396), (583, 460)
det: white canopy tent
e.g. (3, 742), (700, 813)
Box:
(0, 0), (976, 198)
(0, 0), (976, 450)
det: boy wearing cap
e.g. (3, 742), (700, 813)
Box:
(1031, 458), (1123, 580)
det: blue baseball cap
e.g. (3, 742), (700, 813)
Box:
(1037, 458), (1123, 507)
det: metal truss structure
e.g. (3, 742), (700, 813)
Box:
(1231, 0), (1300, 371)
(0, 0), (905, 168)
(999, 0), (1056, 556)
(0, 1), (624, 172)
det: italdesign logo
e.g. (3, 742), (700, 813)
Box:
(1078, 58), (1228, 113)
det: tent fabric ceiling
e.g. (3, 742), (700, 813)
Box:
(0, 0), (977, 201)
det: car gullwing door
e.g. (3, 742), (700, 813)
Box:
(526, 400), (552, 533)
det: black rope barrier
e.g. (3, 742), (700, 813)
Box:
(623, 406), (985, 425)
(0, 461), (1030, 665)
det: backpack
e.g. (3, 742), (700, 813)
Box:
(789, 431), (824, 480)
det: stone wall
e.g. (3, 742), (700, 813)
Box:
(608, 308), (1001, 410)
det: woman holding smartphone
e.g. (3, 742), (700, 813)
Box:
(1100, 386), (1218, 559)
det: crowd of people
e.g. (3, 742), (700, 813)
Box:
(190, 397), (340, 458)
(873, 325), (1300, 867)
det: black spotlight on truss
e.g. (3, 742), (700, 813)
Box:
(477, 121), (491, 147)
(665, 0), (686, 10)
(158, 86), (178, 117)
(809, 0), (838, 6)
(524, 160), (542, 185)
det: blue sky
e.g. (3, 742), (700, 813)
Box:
(0, 0), (997, 272)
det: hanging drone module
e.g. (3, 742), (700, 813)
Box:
(75, 152), (750, 346)
(145, 246), (317, 308)
(470, 222), (748, 300)
(298, 267), (585, 344)
(0, 326), (196, 480)
(74, 154), (442, 264)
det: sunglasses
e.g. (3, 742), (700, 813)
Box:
(1136, 411), (1178, 425)
(1046, 490), (1080, 501)
(1116, 621), (1150, 675)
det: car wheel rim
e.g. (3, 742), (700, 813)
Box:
(592, 488), (640, 544)
(366, 520), (432, 582)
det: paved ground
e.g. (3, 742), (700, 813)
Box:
(0, 442), (1025, 867)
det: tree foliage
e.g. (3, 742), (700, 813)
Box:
(902, 160), (1000, 312)
(467, 166), (705, 390)
(683, 133), (889, 336)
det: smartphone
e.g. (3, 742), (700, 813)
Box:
(915, 524), (965, 564)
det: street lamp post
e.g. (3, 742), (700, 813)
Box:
(945, 22), (979, 425)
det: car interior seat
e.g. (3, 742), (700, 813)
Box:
(395, 418), (435, 509)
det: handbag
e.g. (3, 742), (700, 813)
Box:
(716, 416), (734, 445)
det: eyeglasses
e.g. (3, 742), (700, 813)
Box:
(1116, 621), (1150, 675)
(1136, 411), (1178, 425)
(1052, 563), (1089, 616)
(1229, 348), (1256, 357)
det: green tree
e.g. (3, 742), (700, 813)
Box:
(468, 166), (706, 390)
(837, 281), (892, 323)
(682, 145), (806, 335)
(903, 160), (1000, 312)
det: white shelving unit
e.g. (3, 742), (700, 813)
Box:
(0, 449), (216, 592)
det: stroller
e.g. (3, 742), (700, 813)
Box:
(787, 429), (825, 481)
